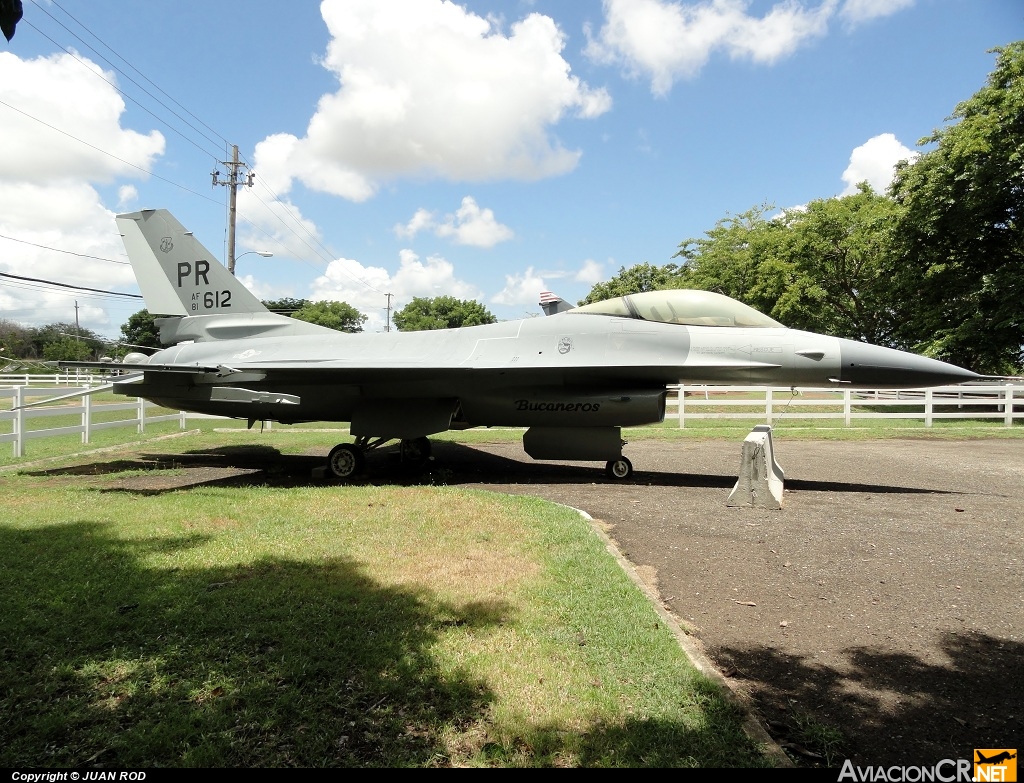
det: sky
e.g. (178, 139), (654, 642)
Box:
(0, 0), (1020, 339)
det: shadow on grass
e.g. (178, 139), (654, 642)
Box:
(25, 440), (964, 497)
(713, 632), (1022, 767)
(0, 519), (772, 768)
(0, 521), (499, 767)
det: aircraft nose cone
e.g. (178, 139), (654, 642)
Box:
(839, 340), (980, 387)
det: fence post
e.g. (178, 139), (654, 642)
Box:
(138, 397), (146, 434)
(1007, 383), (1015, 428)
(678, 384), (685, 429)
(924, 388), (933, 428)
(179, 410), (187, 430)
(13, 386), (24, 458)
(765, 387), (774, 425)
(844, 389), (852, 427)
(83, 392), (91, 444)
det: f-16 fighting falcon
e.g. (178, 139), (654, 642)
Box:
(64, 209), (978, 480)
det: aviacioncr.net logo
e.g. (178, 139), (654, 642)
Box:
(974, 750), (1017, 782)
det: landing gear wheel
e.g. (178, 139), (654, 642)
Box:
(327, 443), (365, 480)
(605, 457), (633, 480)
(400, 437), (432, 464)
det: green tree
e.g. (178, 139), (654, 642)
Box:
(578, 262), (686, 306)
(392, 296), (497, 331)
(41, 335), (94, 362)
(120, 309), (161, 350)
(0, 319), (33, 359)
(291, 300), (366, 332)
(262, 297), (311, 315)
(30, 322), (102, 361)
(673, 203), (787, 316)
(889, 42), (1024, 373)
(768, 185), (903, 344)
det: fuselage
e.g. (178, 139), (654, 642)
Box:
(124, 311), (977, 431)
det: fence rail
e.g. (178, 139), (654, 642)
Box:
(0, 371), (122, 387)
(1, 381), (1021, 459)
(671, 383), (1022, 428)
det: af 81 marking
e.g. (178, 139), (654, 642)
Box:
(190, 289), (232, 311)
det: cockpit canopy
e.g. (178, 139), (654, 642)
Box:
(569, 289), (784, 328)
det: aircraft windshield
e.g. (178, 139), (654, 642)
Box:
(570, 289), (783, 328)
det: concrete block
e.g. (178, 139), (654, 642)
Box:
(727, 424), (785, 509)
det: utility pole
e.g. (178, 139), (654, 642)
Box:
(212, 144), (254, 275)
(74, 300), (81, 341)
(385, 293), (394, 332)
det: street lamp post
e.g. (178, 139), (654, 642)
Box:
(231, 250), (273, 274)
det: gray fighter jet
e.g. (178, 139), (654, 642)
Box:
(75, 208), (978, 480)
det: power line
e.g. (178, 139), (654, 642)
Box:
(15, 2), (389, 306)
(0, 98), (223, 206)
(25, 1), (227, 158)
(0, 272), (142, 299)
(44, 0), (228, 149)
(0, 233), (128, 264)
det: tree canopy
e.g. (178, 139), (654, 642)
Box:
(577, 262), (685, 306)
(393, 296), (497, 331)
(120, 309), (161, 351)
(291, 300), (367, 333)
(888, 42), (1024, 372)
(262, 297), (312, 315)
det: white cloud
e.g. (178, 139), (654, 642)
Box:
(237, 274), (291, 303)
(310, 248), (483, 331)
(117, 185), (138, 208)
(0, 52), (164, 182)
(575, 259), (606, 285)
(394, 208), (436, 240)
(236, 189), (324, 261)
(395, 196), (514, 248)
(585, 0), (837, 96)
(254, 0), (611, 203)
(839, 0), (914, 26)
(491, 266), (548, 306)
(0, 51), (164, 333)
(840, 132), (918, 195)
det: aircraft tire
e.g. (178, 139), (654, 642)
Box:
(327, 443), (365, 479)
(605, 457), (633, 480)
(400, 437), (432, 464)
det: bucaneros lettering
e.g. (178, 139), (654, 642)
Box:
(515, 399), (601, 413)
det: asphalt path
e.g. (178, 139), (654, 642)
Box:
(425, 437), (1023, 768)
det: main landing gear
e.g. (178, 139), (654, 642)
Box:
(326, 436), (433, 480)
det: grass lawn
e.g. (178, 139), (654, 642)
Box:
(0, 426), (774, 768)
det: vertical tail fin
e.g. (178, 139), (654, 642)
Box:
(116, 209), (268, 316)
(539, 291), (573, 316)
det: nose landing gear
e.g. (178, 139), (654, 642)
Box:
(605, 457), (633, 480)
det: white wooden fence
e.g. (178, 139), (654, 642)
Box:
(1, 380), (1021, 458)
(0, 385), (186, 458)
(672, 383), (1021, 428)
(0, 371), (116, 386)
